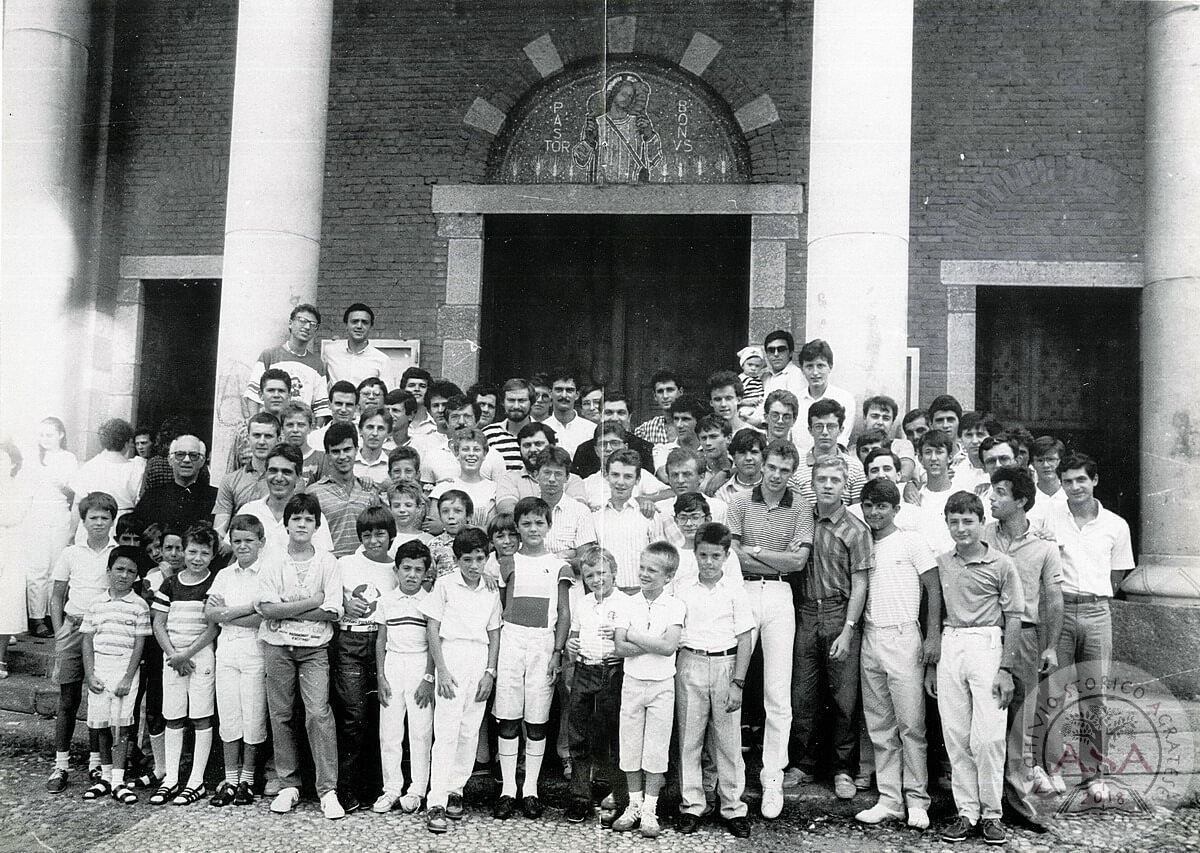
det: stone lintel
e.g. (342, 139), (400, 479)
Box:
(432, 183), (804, 215)
(118, 254), (223, 280)
(751, 214), (800, 241)
(946, 285), (976, 312)
(436, 213), (484, 239)
(940, 259), (1143, 289)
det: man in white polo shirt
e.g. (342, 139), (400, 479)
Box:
(544, 369), (595, 458)
(322, 303), (396, 389)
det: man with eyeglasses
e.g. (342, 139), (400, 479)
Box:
(788, 399), (866, 506)
(243, 303), (332, 424)
(134, 435), (219, 530)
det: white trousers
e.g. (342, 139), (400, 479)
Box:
(861, 622), (929, 810)
(428, 639), (487, 809)
(379, 652), (434, 798)
(743, 579), (794, 786)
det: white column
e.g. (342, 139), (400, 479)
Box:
(211, 0), (334, 477)
(1123, 1), (1200, 605)
(805, 0), (914, 402)
(0, 0), (92, 446)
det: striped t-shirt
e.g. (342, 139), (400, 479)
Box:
(865, 529), (936, 628)
(500, 552), (573, 631)
(152, 571), (217, 650)
(80, 590), (152, 663)
(373, 587), (429, 654)
(482, 422), (524, 472)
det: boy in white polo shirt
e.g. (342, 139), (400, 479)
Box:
(422, 527), (502, 833)
(373, 538), (436, 814)
(611, 541), (685, 838)
(673, 523), (755, 839)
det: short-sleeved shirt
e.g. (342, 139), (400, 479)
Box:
(152, 571), (217, 651)
(430, 478), (497, 530)
(788, 450), (866, 506)
(373, 587), (429, 654)
(616, 590), (686, 681)
(984, 518), (1064, 624)
(80, 589), (151, 662)
(582, 469), (664, 511)
(353, 451), (391, 486)
(544, 496), (597, 555)
(500, 552), (573, 631)
(571, 589), (632, 664)
(865, 529), (936, 628)
(322, 340), (396, 389)
(669, 549), (743, 592)
(207, 559), (264, 638)
(428, 532), (457, 578)
(1047, 500), (1135, 597)
(591, 499), (670, 589)
(482, 422), (525, 472)
(53, 543), (116, 618)
(336, 552), (398, 630)
(419, 571), (501, 645)
(69, 455), (145, 516)
(726, 486), (814, 563)
(238, 497), (336, 557)
(805, 504), (873, 601)
(306, 475), (380, 558)
(215, 462), (269, 518)
(256, 549), (343, 647)
(674, 575), (755, 652)
(545, 413), (595, 458)
(713, 475), (759, 507)
(634, 415), (673, 447)
(495, 470), (588, 506)
(936, 543), (1025, 628)
(246, 344), (330, 419)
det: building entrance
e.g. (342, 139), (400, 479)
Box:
(480, 214), (750, 423)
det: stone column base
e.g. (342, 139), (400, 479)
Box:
(1111, 598), (1200, 696)
(1122, 556), (1200, 606)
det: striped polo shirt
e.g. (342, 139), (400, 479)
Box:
(788, 449), (866, 506)
(805, 504), (873, 601)
(591, 499), (670, 589)
(80, 590), (152, 662)
(544, 496), (597, 555)
(373, 587), (429, 654)
(482, 421), (525, 471)
(152, 570), (217, 650)
(726, 485), (814, 554)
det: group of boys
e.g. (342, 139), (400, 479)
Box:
(42, 309), (1134, 845)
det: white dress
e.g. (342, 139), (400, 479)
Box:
(0, 473), (33, 633)
(26, 449), (77, 618)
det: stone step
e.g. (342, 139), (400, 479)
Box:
(6, 634), (56, 678)
(0, 672), (87, 719)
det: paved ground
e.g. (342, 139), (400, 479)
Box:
(0, 732), (1197, 853)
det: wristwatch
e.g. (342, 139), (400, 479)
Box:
(753, 546), (762, 556)
(422, 673), (435, 684)
(485, 667), (497, 677)
(731, 678), (745, 689)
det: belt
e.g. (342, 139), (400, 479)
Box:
(747, 573), (786, 582)
(340, 624), (379, 633)
(578, 658), (622, 668)
(1020, 621), (1037, 630)
(682, 646), (737, 657)
(1063, 592), (1109, 604)
(799, 595), (848, 607)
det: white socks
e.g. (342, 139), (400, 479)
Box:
(150, 731), (166, 777)
(498, 736), (519, 798)
(188, 728), (212, 789)
(163, 728), (184, 787)
(523, 738), (546, 798)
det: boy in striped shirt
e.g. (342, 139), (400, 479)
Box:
(80, 547), (152, 805)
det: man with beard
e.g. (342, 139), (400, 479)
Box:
(483, 379), (536, 472)
(494, 422), (587, 514)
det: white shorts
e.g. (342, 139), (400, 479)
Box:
(87, 653), (139, 729)
(619, 675), (675, 774)
(215, 634), (268, 744)
(162, 644), (216, 721)
(493, 623), (555, 724)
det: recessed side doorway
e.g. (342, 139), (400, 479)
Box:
(480, 214), (750, 423)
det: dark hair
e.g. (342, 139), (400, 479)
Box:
(944, 490), (985, 521)
(1057, 452), (1098, 480)
(696, 414), (731, 437)
(386, 480), (426, 507)
(395, 538), (432, 569)
(78, 491), (118, 520)
(228, 514), (266, 540)
(603, 447), (642, 474)
(260, 368), (292, 394)
(668, 394), (709, 421)
(356, 505), (397, 540)
(901, 408), (928, 430)
(599, 388), (630, 407)
(289, 303), (321, 323)
(97, 418), (135, 452)
(428, 380), (463, 403)
(991, 466), (1037, 512)
(513, 496), (552, 526)
(383, 389), (419, 416)
(437, 488), (474, 517)
(531, 446), (572, 472)
(283, 492), (322, 526)
(266, 442), (304, 472)
(500, 377), (533, 397)
(279, 401), (314, 427)
(979, 434), (1016, 460)
(918, 430), (956, 455)
(529, 372), (551, 390)
(247, 412), (282, 438)
(487, 513), (518, 538)
(108, 545), (145, 570)
(358, 405), (394, 432)
(549, 367), (579, 387)
(444, 394), (480, 422)
(672, 491), (710, 517)
(597, 420), (627, 441)
(1032, 435), (1066, 460)
(665, 446), (702, 472)
(452, 527), (490, 558)
(862, 395), (898, 419)
(807, 398), (846, 428)
(860, 478), (901, 506)
(798, 338), (834, 366)
(387, 445), (421, 471)
(115, 513), (144, 538)
(324, 422), (359, 451)
(329, 380), (359, 402)
(343, 302), (375, 324)
(183, 523), (219, 553)
(707, 370), (744, 399)
(927, 394), (963, 420)
(763, 330), (795, 352)
(764, 438), (800, 469)
(650, 369), (680, 389)
(959, 411), (1001, 437)
(517, 421), (557, 444)
(357, 377), (388, 397)
(863, 447), (902, 474)
(401, 366), (433, 386)
(694, 521), (733, 551)
(764, 389), (800, 417)
(133, 427), (153, 440)
(855, 428), (890, 453)
(466, 382), (498, 402)
(730, 428), (767, 456)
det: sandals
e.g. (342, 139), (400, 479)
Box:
(130, 771), (161, 789)
(82, 780), (111, 800)
(173, 784), (206, 806)
(112, 784), (138, 805)
(150, 782), (180, 805)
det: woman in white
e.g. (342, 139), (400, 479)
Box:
(0, 440), (34, 676)
(69, 418), (146, 543)
(26, 417), (77, 635)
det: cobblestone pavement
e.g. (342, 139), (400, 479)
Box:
(1, 740), (1197, 853)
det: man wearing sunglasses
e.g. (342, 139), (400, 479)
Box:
(134, 435), (219, 530)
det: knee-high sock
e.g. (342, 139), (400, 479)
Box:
(163, 728), (184, 787)
(187, 727), (213, 789)
(150, 731), (166, 778)
(498, 736), (519, 798)
(523, 738), (546, 798)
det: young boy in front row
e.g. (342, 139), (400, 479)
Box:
(612, 541), (685, 838)
(672, 523), (755, 839)
(373, 539), (436, 814)
(931, 492), (1024, 846)
(204, 514), (269, 806)
(79, 547), (152, 804)
(256, 493), (346, 820)
(422, 527), (501, 834)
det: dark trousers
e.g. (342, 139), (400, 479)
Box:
(790, 599), (861, 775)
(330, 629), (382, 798)
(567, 661), (627, 806)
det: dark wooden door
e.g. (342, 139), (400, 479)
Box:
(481, 215), (750, 423)
(975, 286), (1140, 541)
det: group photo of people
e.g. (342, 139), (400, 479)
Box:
(0, 300), (1136, 846)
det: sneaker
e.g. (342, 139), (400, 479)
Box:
(263, 776), (283, 797)
(492, 794), (516, 819)
(834, 773), (856, 800)
(373, 792), (400, 814)
(564, 799), (592, 823)
(639, 810), (661, 838)
(1029, 766), (1060, 795)
(855, 802), (905, 824)
(398, 793), (424, 813)
(321, 790), (346, 820)
(940, 816), (974, 843)
(782, 766), (814, 787)
(427, 805), (448, 833)
(761, 785), (784, 820)
(675, 813), (700, 834)
(232, 781), (254, 806)
(980, 818), (1006, 845)
(521, 795), (543, 819)
(1006, 809), (1051, 834)
(561, 758), (573, 780)
(612, 804), (641, 832)
(46, 769), (69, 794)
(209, 782), (236, 807)
(907, 806), (930, 829)
(724, 816), (752, 838)
(270, 786), (300, 814)
(338, 791), (362, 814)
(446, 792), (464, 820)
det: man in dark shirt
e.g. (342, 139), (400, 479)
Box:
(569, 390), (655, 477)
(134, 434), (218, 529)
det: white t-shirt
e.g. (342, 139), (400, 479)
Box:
(865, 529), (937, 628)
(239, 497), (336, 558)
(582, 469), (664, 511)
(615, 590), (686, 681)
(429, 478), (497, 530)
(545, 413), (596, 458)
(336, 551), (398, 630)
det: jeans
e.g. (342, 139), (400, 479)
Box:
(330, 629), (381, 797)
(567, 661), (626, 805)
(790, 599), (860, 775)
(264, 643), (339, 796)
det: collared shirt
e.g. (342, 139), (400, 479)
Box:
(805, 503), (872, 600)
(133, 481), (218, 530)
(714, 473), (760, 506)
(582, 469), (664, 511)
(937, 542), (1024, 628)
(794, 382), (857, 456)
(239, 497), (336, 558)
(726, 485), (813, 556)
(373, 587), (429, 654)
(591, 499), (670, 589)
(429, 478), (497, 529)
(208, 558), (265, 638)
(675, 573), (755, 652)
(494, 470), (588, 506)
(571, 588), (632, 663)
(53, 543), (116, 618)
(419, 570), (501, 645)
(788, 449), (865, 506)
(617, 590), (686, 680)
(408, 412), (439, 439)
(80, 589), (151, 662)
(865, 529), (936, 628)
(544, 496), (597, 555)
(1027, 486), (1068, 524)
(153, 570), (217, 651)
(669, 549), (743, 591)
(482, 421), (525, 471)
(322, 340), (395, 389)
(984, 518), (1063, 624)
(658, 494), (728, 549)
(257, 549), (343, 647)
(336, 551), (398, 630)
(500, 552), (573, 631)
(634, 414), (673, 447)
(1047, 500), (1134, 597)
(353, 450), (391, 486)
(546, 412), (595, 457)
(215, 461), (270, 517)
(306, 475), (380, 558)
